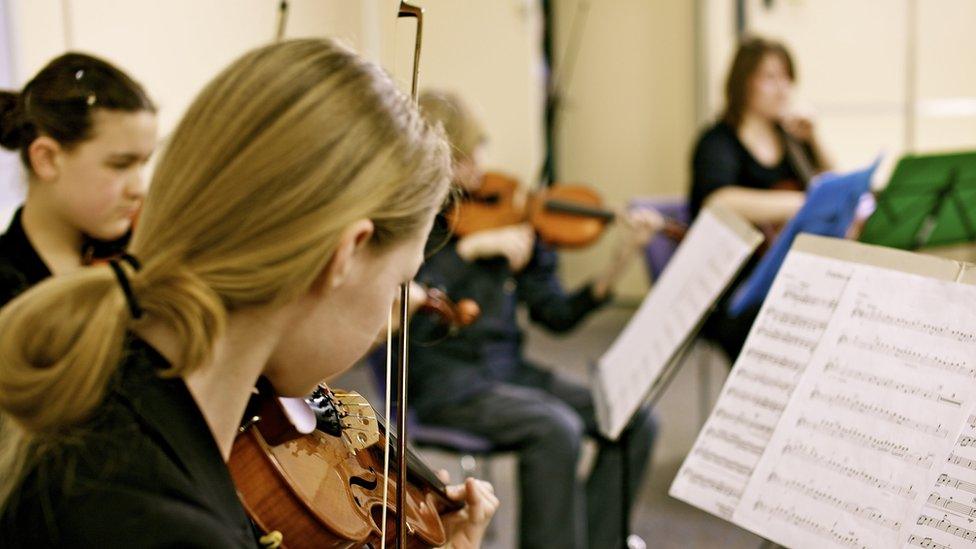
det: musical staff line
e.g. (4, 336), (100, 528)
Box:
(947, 452), (976, 472)
(907, 535), (952, 549)
(704, 428), (765, 456)
(766, 472), (901, 531)
(838, 335), (976, 379)
(852, 303), (976, 344)
(752, 501), (863, 549)
(916, 513), (976, 542)
(735, 368), (795, 393)
(742, 348), (805, 373)
(927, 492), (976, 519)
(782, 441), (918, 500)
(796, 416), (935, 468)
(936, 473), (976, 496)
(692, 446), (754, 476)
(714, 408), (774, 437)
(765, 307), (828, 332)
(679, 468), (742, 499)
(782, 288), (839, 310)
(824, 360), (960, 405)
(726, 387), (785, 413)
(809, 387), (951, 438)
(755, 326), (819, 351)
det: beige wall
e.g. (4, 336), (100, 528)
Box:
(553, 0), (698, 299)
(702, 0), (976, 174)
(0, 0), (546, 221)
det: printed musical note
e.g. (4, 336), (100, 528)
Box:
(824, 360), (961, 405)
(692, 446), (754, 476)
(713, 408), (775, 436)
(755, 325), (819, 351)
(734, 266), (976, 549)
(907, 535), (952, 549)
(926, 493), (976, 519)
(596, 208), (762, 440)
(838, 335), (976, 380)
(670, 251), (851, 523)
(809, 388), (950, 438)
(796, 416), (935, 468)
(765, 307), (828, 332)
(742, 348), (804, 372)
(735, 368), (795, 393)
(852, 303), (976, 344)
(780, 441), (918, 500)
(916, 514), (976, 542)
(766, 471), (902, 530)
(752, 501), (865, 549)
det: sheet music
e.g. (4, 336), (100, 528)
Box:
(594, 207), (761, 439)
(904, 413), (976, 549)
(669, 250), (852, 519)
(734, 267), (976, 548)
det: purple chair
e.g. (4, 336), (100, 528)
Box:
(629, 198), (691, 281)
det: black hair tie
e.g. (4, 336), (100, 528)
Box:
(108, 253), (143, 319)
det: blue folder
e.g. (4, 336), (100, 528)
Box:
(727, 160), (878, 317)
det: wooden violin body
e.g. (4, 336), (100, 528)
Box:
(448, 171), (687, 248)
(229, 381), (461, 548)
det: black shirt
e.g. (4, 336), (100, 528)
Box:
(0, 207), (129, 307)
(408, 222), (608, 418)
(689, 121), (808, 219)
(0, 337), (260, 548)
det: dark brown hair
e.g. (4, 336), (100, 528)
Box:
(722, 37), (795, 128)
(0, 52), (155, 170)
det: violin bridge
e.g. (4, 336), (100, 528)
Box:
(332, 390), (381, 451)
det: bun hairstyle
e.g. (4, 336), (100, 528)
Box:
(0, 52), (155, 170)
(0, 38), (451, 510)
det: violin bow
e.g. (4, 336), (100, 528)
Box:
(393, 4), (424, 548)
(275, 1), (289, 42)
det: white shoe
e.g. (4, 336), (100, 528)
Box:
(627, 534), (647, 549)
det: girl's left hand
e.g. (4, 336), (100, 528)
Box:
(438, 470), (500, 549)
(618, 207), (665, 250)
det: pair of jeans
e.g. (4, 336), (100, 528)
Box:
(421, 365), (657, 549)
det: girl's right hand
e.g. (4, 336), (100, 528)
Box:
(456, 223), (535, 272)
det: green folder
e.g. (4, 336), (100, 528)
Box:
(859, 151), (976, 250)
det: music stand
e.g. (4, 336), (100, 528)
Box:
(728, 161), (877, 317)
(859, 151), (976, 250)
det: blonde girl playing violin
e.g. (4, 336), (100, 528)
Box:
(0, 39), (497, 548)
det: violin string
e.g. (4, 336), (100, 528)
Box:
(381, 307), (393, 544)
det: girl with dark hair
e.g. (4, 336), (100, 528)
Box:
(690, 37), (832, 360)
(0, 52), (157, 306)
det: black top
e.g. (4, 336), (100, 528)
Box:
(0, 337), (260, 548)
(689, 121), (808, 218)
(0, 207), (129, 307)
(407, 222), (609, 418)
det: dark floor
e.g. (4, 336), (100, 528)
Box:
(335, 305), (764, 548)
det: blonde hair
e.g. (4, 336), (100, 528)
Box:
(418, 90), (486, 162)
(0, 38), (450, 509)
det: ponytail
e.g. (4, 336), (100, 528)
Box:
(0, 260), (225, 511)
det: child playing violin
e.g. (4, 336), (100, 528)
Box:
(0, 40), (497, 548)
(410, 90), (663, 549)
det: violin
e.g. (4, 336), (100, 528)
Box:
(417, 286), (480, 332)
(229, 379), (462, 548)
(447, 171), (687, 248)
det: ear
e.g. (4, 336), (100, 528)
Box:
(314, 219), (375, 294)
(27, 136), (63, 181)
